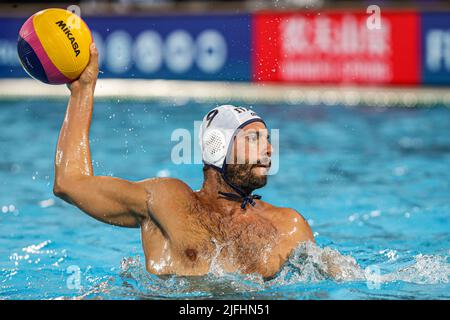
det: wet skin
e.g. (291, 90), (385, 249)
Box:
(53, 43), (315, 278)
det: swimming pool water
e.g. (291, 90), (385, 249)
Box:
(0, 98), (449, 299)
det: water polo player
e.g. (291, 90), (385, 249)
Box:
(53, 43), (315, 278)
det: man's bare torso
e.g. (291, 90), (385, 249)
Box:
(139, 179), (312, 278)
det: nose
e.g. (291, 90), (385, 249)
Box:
(266, 141), (272, 158)
(259, 139), (272, 166)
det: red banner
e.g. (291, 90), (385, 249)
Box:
(252, 10), (420, 84)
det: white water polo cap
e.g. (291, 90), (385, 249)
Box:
(199, 105), (266, 171)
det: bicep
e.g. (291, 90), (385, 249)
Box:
(56, 176), (149, 228)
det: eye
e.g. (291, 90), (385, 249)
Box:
(246, 133), (258, 142)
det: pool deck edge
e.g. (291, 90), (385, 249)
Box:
(1, 79), (450, 107)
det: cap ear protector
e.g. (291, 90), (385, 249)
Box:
(201, 129), (227, 165)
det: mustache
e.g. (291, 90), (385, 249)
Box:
(228, 156), (271, 167)
(253, 157), (271, 168)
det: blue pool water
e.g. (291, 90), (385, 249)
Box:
(0, 99), (449, 299)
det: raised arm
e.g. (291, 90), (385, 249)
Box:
(53, 43), (148, 228)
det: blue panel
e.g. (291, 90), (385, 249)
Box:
(421, 12), (450, 84)
(0, 14), (251, 81)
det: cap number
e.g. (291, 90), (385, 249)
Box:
(234, 107), (248, 113)
(206, 109), (219, 128)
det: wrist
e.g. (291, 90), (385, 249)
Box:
(70, 82), (96, 96)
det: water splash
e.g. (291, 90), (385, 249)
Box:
(272, 242), (365, 284)
(379, 254), (449, 285)
(70, 242), (448, 299)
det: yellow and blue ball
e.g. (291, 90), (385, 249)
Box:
(17, 8), (92, 85)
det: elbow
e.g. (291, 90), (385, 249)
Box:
(53, 176), (86, 200)
(53, 180), (74, 204)
(53, 177), (76, 199)
(53, 181), (67, 198)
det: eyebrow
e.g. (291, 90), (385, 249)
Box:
(245, 131), (270, 139)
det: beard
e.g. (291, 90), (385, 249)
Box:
(225, 163), (268, 194)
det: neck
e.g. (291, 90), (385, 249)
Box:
(198, 167), (251, 211)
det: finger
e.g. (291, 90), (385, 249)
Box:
(88, 42), (98, 70)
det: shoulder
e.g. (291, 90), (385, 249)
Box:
(277, 207), (311, 229)
(266, 205), (315, 243)
(137, 177), (195, 200)
(139, 177), (192, 190)
(136, 177), (198, 226)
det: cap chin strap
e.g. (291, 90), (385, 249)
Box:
(208, 164), (262, 209)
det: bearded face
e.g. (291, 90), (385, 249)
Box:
(225, 122), (272, 194)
